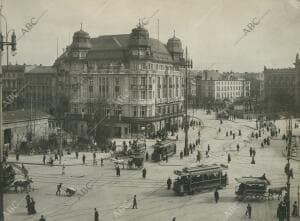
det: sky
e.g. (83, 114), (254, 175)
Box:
(2, 0), (300, 72)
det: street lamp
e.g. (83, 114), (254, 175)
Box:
(0, 4), (17, 221)
(0, 14), (14, 65)
(179, 47), (193, 156)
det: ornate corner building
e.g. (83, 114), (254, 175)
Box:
(54, 24), (186, 138)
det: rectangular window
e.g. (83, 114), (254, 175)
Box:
(133, 106), (138, 117)
(141, 106), (146, 117)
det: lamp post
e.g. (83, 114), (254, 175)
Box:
(0, 3), (17, 221)
(180, 47), (192, 156)
(0, 14), (13, 66)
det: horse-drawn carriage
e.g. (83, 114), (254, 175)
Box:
(113, 155), (144, 170)
(235, 176), (271, 200)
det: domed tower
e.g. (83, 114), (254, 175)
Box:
(70, 25), (91, 59)
(128, 22), (151, 58)
(167, 31), (183, 63)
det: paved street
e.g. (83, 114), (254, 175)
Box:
(4, 110), (300, 221)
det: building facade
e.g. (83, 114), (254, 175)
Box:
(2, 65), (36, 111)
(54, 24), (186, 138)
(263, 66), (295, 113)
(196, 71), (250, 106)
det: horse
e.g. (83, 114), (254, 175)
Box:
(14, 179), (33, 193)
(268, 187), (287, 200)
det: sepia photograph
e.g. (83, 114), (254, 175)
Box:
(0, 0), (300, 220)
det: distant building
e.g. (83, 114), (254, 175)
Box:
(23, 65), (57, 113)
(294, 54), (300, 111)
(2, 64), (36, 111)
(3, 110), (51, 152)
(54, 24), (186, 138)
(263, 65), (295, 113)
(196, 70), (250, 107)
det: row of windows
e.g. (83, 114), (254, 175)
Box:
(215, 81), (247, 85)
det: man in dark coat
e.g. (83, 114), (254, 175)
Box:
(132, 195), (138, 209)
(116, 166), (120, 176)
(167, 177), (172, 190)
(56, 183), (62, 196)
(214, 189), (219, 203)
(245, 203), (251, 218)
(142, 168), (147, 178)
(94, 208), (99, 221)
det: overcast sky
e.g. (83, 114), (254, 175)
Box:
(2, 0), (300, 72)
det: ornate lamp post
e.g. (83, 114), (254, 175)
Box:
(180, 47), (192, 156)
(0, 4), (17, 221)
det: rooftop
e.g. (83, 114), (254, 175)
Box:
(3, 110), (52, 125)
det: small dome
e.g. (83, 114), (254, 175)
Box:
(129, 24), (150, 47)
(167, 35), (183, 54)
(71, 28), (91, 50)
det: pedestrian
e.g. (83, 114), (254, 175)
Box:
(251, 156), (255, 164)
(207, 144), (210, 152)
(142, 168), (147, 178)
(82, 154), (86, 165)
(56, 183), (62, 196)
(237, 144), (240, 152)
(132, 195), (138, 209)
(100, 158), (104, 167)
(26, 193), (31, 213)
(172, 217), (176, 221)
(62, 164), (65, 175)
(28, 197), (36, 214)
(214, 188), (219, 203)
(167, 177), (172, 190)
(226, 131), (228, 136)
(55, 153), (58, 161)
(249, 147), (253, 157)
(39, 215), (46, 221)
(227, 153), (231, 164)
(277, 202), (286, 221)
(42, 154), (46, 165)
(292, 201), (298, 216)
(252, 149), (256, 157)
(93, 152), (97, 166)
(75, 151), (79, 159)
(94, 208), (99, 221)
(233, 133), (235, 139)
(116, 166), (120, 176)
(245, 203), (251, 218)
(196, 153), (200, 162)
(145, 152), (149, 161)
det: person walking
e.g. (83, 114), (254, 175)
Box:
(42, 154), (46, 165)
(62, 164), (65, 175)
(237, 144), (240, 152)
(251, 156), (255, 164)
(292, 201), (298, 216)
(245, 203), (252, 218)
(116, 166), (120, 176)
(82, 154), (86, 165)
(167, 177), (172, 190)
(75, 151), (79, 159)
(142, 168), (147, 179)
(277, 202), (286, 221)
(214, 189), (219, 203)
(94, 208), (99, 221)
(56, 183), (62, 196)
(39, 215), (46, 221)
(93, 152), (97, 166)
(252, 149), (256, 157)
(132, 195), (138, 209)
(227, 153), (231, 164)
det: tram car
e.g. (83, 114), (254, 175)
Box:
(235, 175), (271, 201)
(151, 140), (176, 162)
(173, 164), (228, 195)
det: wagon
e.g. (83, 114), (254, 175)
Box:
(235, 176), (270, 201)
